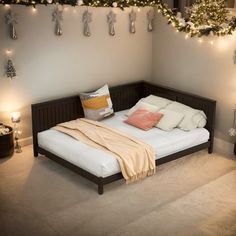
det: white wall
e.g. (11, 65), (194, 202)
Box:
(152, 13), (236, 144)
(0, 5), (153, 138)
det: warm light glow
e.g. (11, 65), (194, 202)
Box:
(5, 49), (13, 57)
(11, 112), (21, 123)
(210, 40), (214, 45)
(217, 37), (230, 51)
(32, 7), (37, 13)
(198, 38), (203, 43)
(185, 34), (189, 39)
(4, 4), (10, 9)
(137, 8), (141, 12)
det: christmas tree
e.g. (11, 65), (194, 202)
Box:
(189, 0), (229, 29)
(6, 59), (16, 79)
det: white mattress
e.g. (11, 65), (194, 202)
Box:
(38, 110), (209, 178)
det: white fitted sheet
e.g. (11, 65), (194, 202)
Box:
(38, 110), (209, 178)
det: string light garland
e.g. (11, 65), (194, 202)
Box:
(156, 0), (236, 37)
(0, 0), (158, 8)
(1, 0), (236, 37)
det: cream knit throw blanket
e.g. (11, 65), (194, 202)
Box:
(53, 118), (156, 183)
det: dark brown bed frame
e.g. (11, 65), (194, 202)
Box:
(32, 81), (216, 194)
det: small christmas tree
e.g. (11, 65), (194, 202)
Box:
(189, 0), (229, 28)
(6, 59), (16, 79)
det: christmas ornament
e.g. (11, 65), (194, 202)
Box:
(129, 9), (136, 34)
(176, 12), (186, 27)
(107, 11), (116, 36)
(112, 2), (118, 8)
(147, 9), (155, 32)
(5, 11), (17, 40)
(77, 0), (83, 6)
(82, 10), (92, 37)
(5, 59), (16, 79)
(52, 7), (63, 36)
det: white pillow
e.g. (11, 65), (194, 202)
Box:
(193, 111), (207, 128)
(142, 95), (172, 109)
(127, 101), (160, 116)
(165, 102), (207, 131)
(156, 109), (184, 131)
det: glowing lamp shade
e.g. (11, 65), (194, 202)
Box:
(11, 112), (21, 123)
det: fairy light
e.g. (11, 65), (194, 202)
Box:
(210, 40), (214, 45)
(32, 7), (37, 13)
(4, 4), (10, 9)
(5, 49), (13, 57)
(185, 34), (189, 39)
(198, 38), (203, 43)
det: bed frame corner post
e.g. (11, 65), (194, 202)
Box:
(33, 145), (38, 157)
(208, 140), (214, 154)
(98, 178), (104, 195)
(208, 101), (216, 155)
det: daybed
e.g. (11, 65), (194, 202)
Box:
(31, 81), (216, 194)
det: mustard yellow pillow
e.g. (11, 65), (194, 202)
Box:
(80, 85), (114, 121)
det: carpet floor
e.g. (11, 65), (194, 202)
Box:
(1, 145), (236, 236)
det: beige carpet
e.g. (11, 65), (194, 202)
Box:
(1, 145), (236, 236)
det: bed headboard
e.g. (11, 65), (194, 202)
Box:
(31, 81), (216, 156)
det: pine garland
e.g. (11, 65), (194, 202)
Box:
(0, 0), (158, 8)
(1, 0), (236, 37)
(156, 0), (236, 37)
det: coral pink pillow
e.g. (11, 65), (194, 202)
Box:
(124, 108), (163, 131)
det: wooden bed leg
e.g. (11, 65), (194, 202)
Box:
(208, 145), (213, 154)
(33, 145), (38, 157)
(98, 180), (104, 195)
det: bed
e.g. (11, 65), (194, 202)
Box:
(32, 81), (216, 194)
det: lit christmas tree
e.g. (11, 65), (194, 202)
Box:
(189, 0), (229, 29)
(6, 59), (16, 79)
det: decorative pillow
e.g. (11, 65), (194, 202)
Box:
(193, 111), (207, 128)
(165, 102), (207, 131)
(156, 109), (184, 131)
(127, 101), (160, 116)
(125, 109), (163, 131)
(80, 84), (114, 121)
(142, 95), (172, 109)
